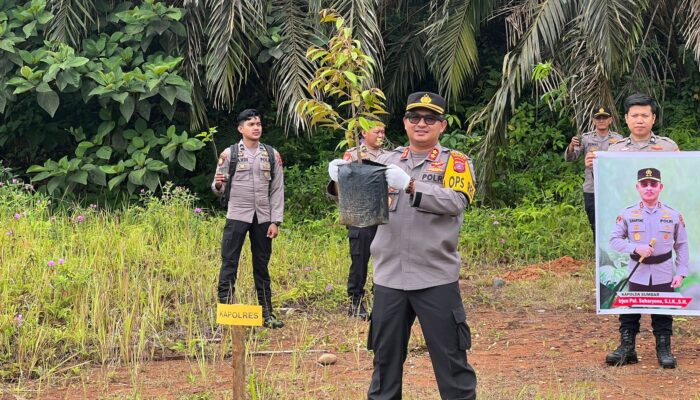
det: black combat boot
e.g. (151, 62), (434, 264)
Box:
(262, 307), (284, 329)
(348, 296), (369, 320)
(258, 288), (283, 329)
(605, 329), (638, 366)
(655, 334), (677, 368)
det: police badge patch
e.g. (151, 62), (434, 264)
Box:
(444, 151), (475, 203)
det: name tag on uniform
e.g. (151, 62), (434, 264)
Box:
(444, 151), (475, 203)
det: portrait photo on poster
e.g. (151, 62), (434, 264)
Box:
(594, 152), (700, 315)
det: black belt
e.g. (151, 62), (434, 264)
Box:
(630, 251), (672, 264)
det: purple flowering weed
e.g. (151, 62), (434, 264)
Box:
(58, 258), (65, 265)
(76, 215), (85, 223)
(47, 260), (55, 267)
(194, 207), (202, 215)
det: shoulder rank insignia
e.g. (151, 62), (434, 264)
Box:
(444, 151), (475, 203)
(428, 148), (440, 161)
(680, 213), (685, 227)
(616, 215), (623, 224)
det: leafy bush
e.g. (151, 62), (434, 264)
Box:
(1, 0), (206, 197)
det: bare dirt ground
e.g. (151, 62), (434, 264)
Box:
(4, 258), (700, 400)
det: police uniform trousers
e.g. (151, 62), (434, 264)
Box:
(347, 225), (378, 301)
(218, 214), (273, 311)
(619, 280), (674, 336)
(583, 192), (595, 241)
(367, 282), (477, 400)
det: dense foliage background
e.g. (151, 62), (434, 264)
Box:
(5, 0), (700, 387)
(3, 0), (700, 213)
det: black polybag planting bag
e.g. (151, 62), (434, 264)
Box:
(337, 160), (389, 227)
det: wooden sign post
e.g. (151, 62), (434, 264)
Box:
(216, 304), (263, 399)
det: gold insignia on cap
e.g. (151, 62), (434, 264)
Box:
(599, 107), (605, 113)
(420, 94), (432, 104)
(646, 169), (652, 177)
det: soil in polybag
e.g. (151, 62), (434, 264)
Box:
(337, 160), (389, 227)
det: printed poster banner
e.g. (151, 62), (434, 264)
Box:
(595, 152), (700, 315)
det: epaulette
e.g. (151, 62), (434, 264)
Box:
(625, 203), (639, 211)
(658, 136), (677, 144)
(392, 146), (405, 153)
(608, 139), (624, 148)
(660, 203), (678, 212)
(449, 149), (469, 159)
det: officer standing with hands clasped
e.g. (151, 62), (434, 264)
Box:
(342, 125), (387, 319)
(587, 93), (683, 367)
(329, 92), (477, 399)
(564, 106), (622, 239)
(212, 109), (285, 329)
(608, 168), (688, 368)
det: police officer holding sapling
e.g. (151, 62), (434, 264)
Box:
(329, 92), (478, 399)
(213, 109), (285, 329)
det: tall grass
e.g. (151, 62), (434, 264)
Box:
(1, 176), (592, 383)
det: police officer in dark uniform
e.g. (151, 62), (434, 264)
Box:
(342, 126), (387, 319)
(212, 109), (285, 329)
(329, 92), (477, 399)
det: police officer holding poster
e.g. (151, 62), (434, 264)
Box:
(598, 93), (687, 369)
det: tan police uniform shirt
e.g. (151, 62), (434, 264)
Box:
(370, 144), (475, 290)
(211, 140), (284, 224)
(564, 130), (622, 193)
(607, 132), (679, 152)
(343, 145), (386, 162)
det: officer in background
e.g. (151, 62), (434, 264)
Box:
(587, 93), (682, 367)
(329, 92), (477, 399)
(564, 106), (622, 239)
(342, 125), (387, 319)
(608, 168), (688, 368)
(212, 109), (285, 329)
(586, 93), (679, 169)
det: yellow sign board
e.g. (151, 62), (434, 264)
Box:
(216, 304), (263, 326)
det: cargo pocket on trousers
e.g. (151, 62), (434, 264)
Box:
(453, 307), (472, 350)
(348, 228), (361, 256)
